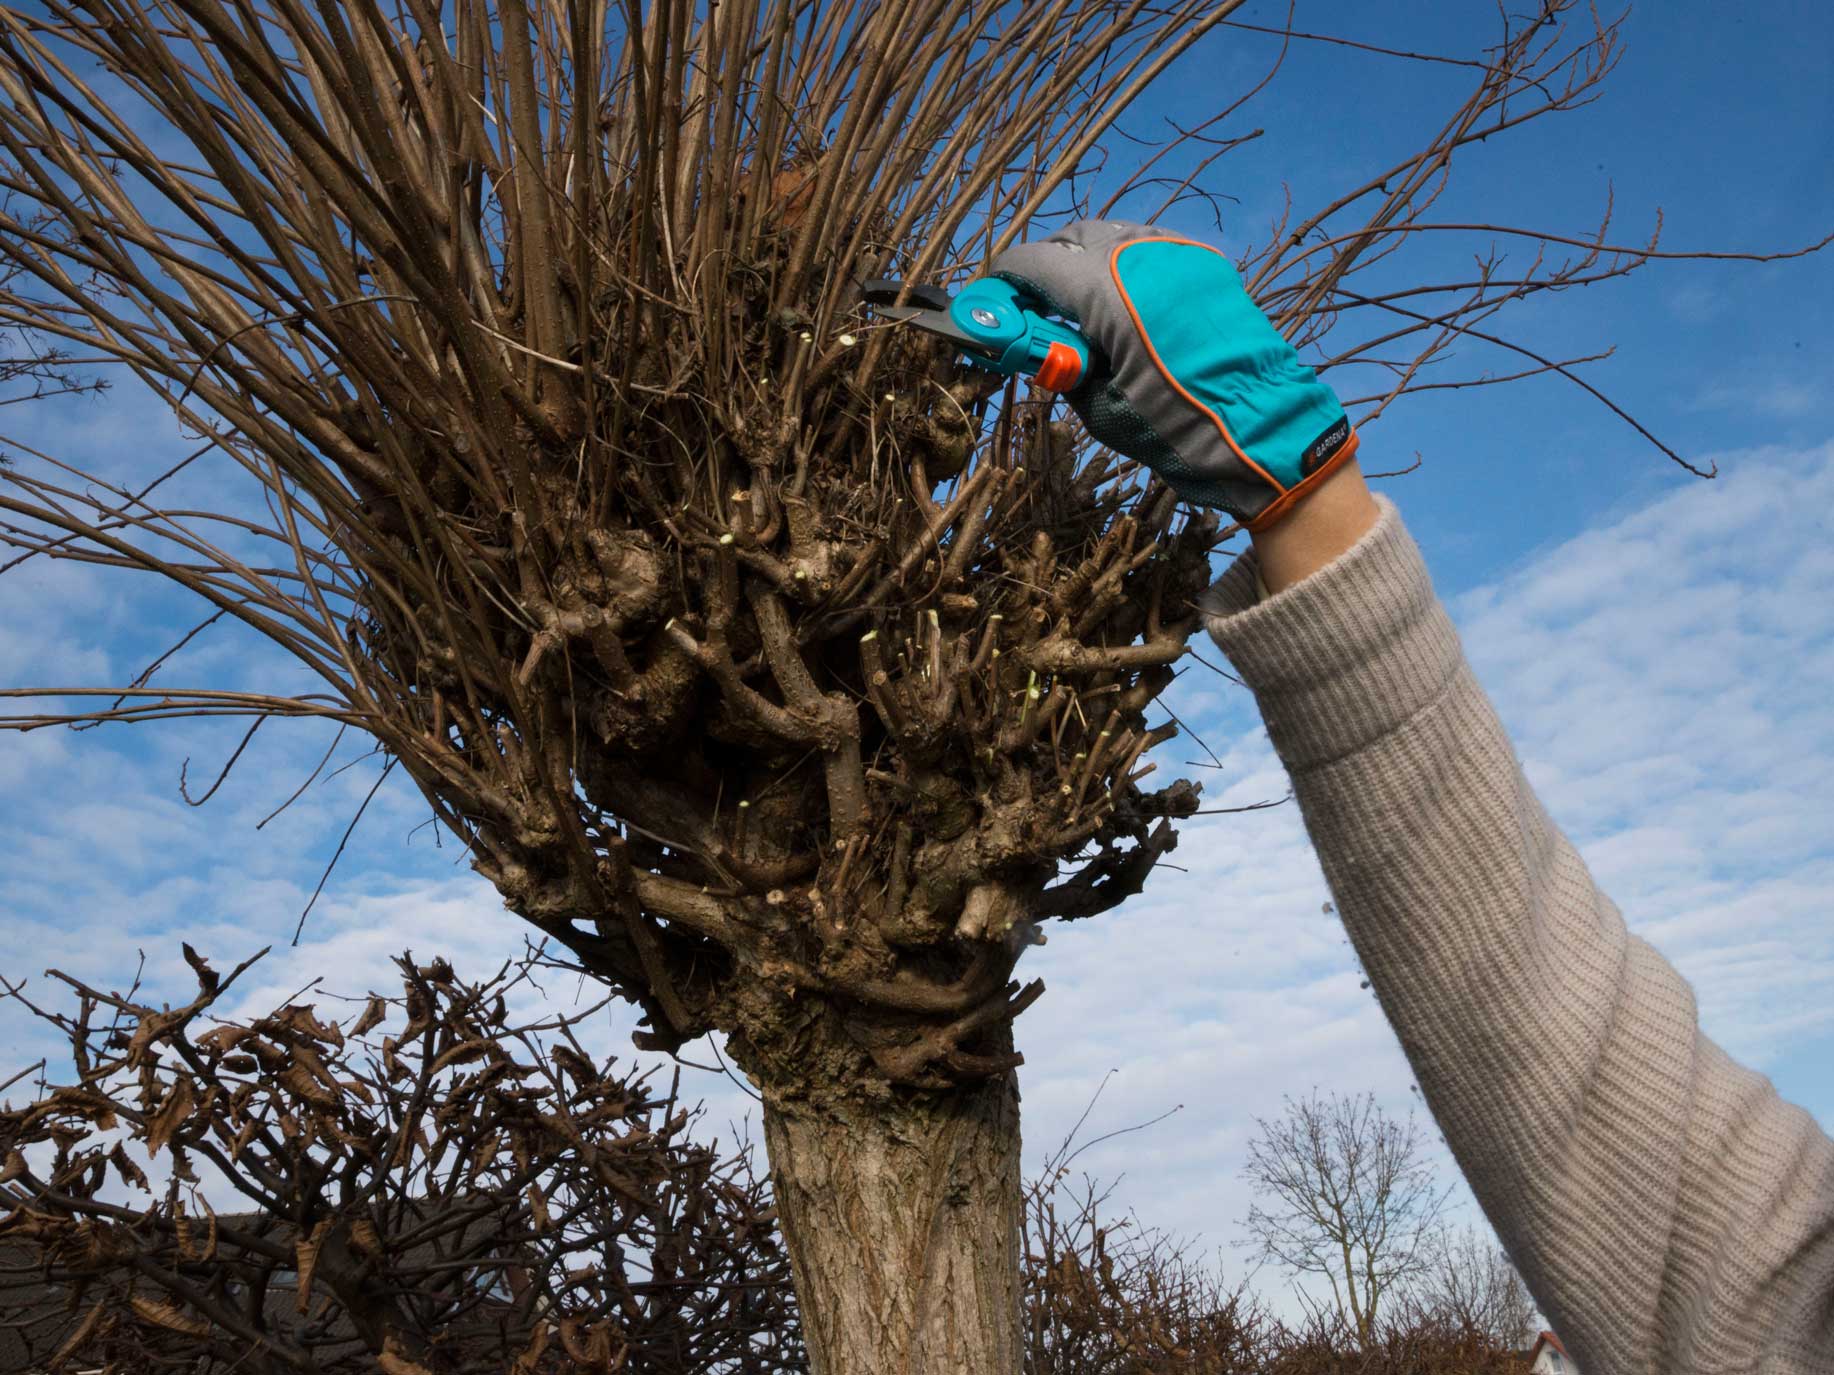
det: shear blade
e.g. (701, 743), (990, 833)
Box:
(862, 278), (987, 353)
(862, 278), (953, 311)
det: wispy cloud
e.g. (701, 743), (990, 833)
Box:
(1664, 281), (1729, 325)
(1444, 442), (1834, 1061)
(1013, 440), (1834, 1264)
(1691, 371), (1832, 422)
(4, 438), (1829, 1321)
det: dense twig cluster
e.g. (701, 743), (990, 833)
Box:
(0, 0), (1824, 1100)
(1411, 1224), (1539, 1353)
(1251, 1307), (1536, 1375)
(0, 948), (802, 1373)
(0, 946), (1540, 1372)
(1023, 1170), (1262, 1373)
(1020, 1184), (1535, 1375)
(0, 182), (109, 437)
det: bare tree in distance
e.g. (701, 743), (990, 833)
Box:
(1240, 1090), (1453, 1347)
(1412, 1223), (1539, 1353)
(0, 0), (1827, 1365)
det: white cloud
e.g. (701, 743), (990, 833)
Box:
(1445, 441), (1834, 1064)
(4, 431), (1830, 1324)
(0, 555), (117, 692)
(1010, 439), (1834, 1295)
(1695, 374), (1829, 422)
(1664, 281), (1728, 325)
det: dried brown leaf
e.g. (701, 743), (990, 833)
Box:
(45, 1298), (107, 1372)
(196, 1025), (255, 1056)
(241, 1035), (287, 1071)
(295, 1217), (331, 1315)
(559, 1313), (591, 1363)
(391, 1113), (428, 1166)
(511, 1321), (552, 1375)
(276, 1003), (343, 1047)
(45, 1086), (118, 1131)
(181, 942), (219, 994)
(279, 1064), (338, 1110)
(351, 994), (390, 1038)
(0, 1212), (60, 1248)
(129, 1295), (211, 1337)
(126, 1009), (185, 1068)
(197, 1197), (219, 1263)
(106, 1142), (148, 1193)
(467, 1128), (504, 1183)
(378, 1337), (437, 1375)
(145, 1077), (195, 1157)
(290, 1040), (341, 1090)
(430, 1036), (489, 1074)
(349, 1216), (383, 1256)
(230, 1115), (260, 1162)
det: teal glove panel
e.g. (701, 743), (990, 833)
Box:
(987, 220), (1357, 531)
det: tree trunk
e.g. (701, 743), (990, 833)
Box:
(761, 1070), (1024, 1374)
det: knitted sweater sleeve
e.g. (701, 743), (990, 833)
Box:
(1198, 494), (1834, 1373)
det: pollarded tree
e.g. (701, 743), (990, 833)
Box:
(0, 1), (1822, 1368)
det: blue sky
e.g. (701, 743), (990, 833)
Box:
(2, 0), (1830, 1321)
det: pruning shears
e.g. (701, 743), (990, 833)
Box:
(862, 277), (1090, 393)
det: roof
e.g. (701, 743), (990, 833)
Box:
(1, 1202), (525, 1372)
(0, 1246), (72, 1373)
(1527, 1329), (1571, 1360)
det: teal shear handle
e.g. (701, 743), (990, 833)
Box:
(947, 279), (1090, 391)
(862, 276), (1091, 393)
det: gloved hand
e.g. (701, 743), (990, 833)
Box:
(987, 219), (1358, 532)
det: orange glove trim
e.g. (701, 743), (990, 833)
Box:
(1242, 428), (1361, 534)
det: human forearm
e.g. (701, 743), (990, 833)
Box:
(1199, 498), (1834, 1372)
(1247, 456), (1380, 595)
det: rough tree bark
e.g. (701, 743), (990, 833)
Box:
(764, 1069), (1024, 1372)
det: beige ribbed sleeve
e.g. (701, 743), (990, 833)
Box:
(1198, 494), (1834, 1373)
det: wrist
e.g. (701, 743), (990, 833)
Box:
(1249, 457), (1380, 595)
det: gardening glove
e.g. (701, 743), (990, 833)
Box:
(987, 219), (1358, 532)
